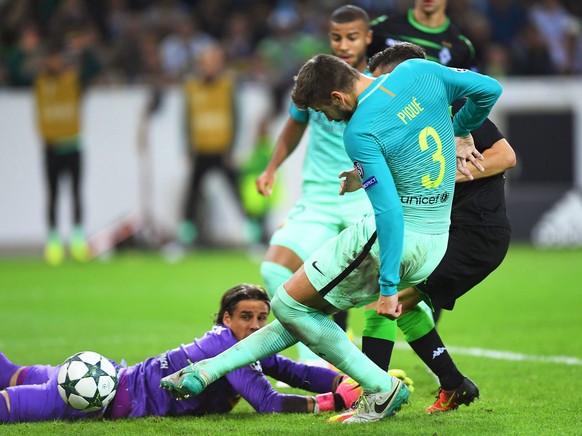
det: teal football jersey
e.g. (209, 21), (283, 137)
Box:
(344, 59), (502, 296)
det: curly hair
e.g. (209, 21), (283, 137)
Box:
(291, 54), (360, 110)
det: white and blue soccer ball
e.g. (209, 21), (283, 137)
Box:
(57, 351), (118, 412)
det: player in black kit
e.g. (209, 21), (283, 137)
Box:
(369, 0), (476, 71)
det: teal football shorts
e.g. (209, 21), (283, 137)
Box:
(304, 214), (448, 310)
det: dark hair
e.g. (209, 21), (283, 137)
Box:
(330, 5), (370, 27)
(215, 284), (270, 324)
(291, 54), (359, 110)
(368, 42), (427, 74)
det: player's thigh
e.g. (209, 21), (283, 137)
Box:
(416, 225), (511, 310)
(269, 202), (343, 261)
(305, 215), (380, 311)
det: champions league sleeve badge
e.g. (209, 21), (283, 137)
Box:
(354, 161), (364, 179)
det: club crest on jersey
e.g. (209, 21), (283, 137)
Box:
(354, 162), (364, 179)
(362, 176), (378, 190)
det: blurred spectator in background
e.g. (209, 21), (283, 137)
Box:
(158, 14), (213, 83)
(34, 39), (99, 265)
(5, 22), (42, 87)
(529, 0), (582, 75)
(2, 0), (582, 89)
(177, 41), (249, 247)
(512, 22), (556, 75)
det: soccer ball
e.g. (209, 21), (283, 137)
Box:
(57, 351), (118, 412)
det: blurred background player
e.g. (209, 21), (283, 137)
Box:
(0, 284), (361, 423)
(368, 0), (477, 71)
(34, 38), (96, 265)
(238, 118), (283, 246)
(177, 42), (249, 248)
(255, 4), (373, 364)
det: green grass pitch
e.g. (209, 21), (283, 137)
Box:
(0, 244), (581, 434)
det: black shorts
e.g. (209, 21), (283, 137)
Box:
(415, 225), (511, 311)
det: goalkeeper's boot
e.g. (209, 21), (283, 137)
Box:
(341, 376), (409, 424)
(160, 364), (210, 399)
(426, 377), (479, 413)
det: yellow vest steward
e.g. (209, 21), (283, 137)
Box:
(34, 69), (81, 143)
(185, 74), (235, 154)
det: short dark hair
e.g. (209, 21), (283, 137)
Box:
(215, 284), (270, 324)
(330, 5), (369, 27)
(291, 54), (360, 110)
(368, 42), (427, 74)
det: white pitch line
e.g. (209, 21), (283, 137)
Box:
(392, 341), (582, 366)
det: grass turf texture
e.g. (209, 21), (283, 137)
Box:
(1, 245), (581, 434)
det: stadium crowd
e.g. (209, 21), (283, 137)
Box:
(2, 0), (582, 92)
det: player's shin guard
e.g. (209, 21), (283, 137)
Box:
(271, 287), (393, 393)
(361, 309), (396, 371)
(197, 319), (298, 384)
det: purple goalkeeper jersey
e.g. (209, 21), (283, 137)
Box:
(118, 324), (338, 417)
(3, 325), (340, 423)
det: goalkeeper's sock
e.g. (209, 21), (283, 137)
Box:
(18, 365), (54, 385)
(272, 286), (393, 393)
(0, 353), (21, 389)
(197, 319), (298, 384)
(408, 328), (464, 390)
(361, 309), (397, 371)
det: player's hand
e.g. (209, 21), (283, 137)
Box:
(334, 375), (363, 409)
(256, 171), (275, 197)
(339, 169), (363, 195)
(375, 294), (402, 320)
(455, 134), (484, 181)
(388, 369), (415, 393)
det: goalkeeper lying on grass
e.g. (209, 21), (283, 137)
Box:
(0, 284), (366, 423)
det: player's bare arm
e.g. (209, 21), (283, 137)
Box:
(455, 134), (484, 180)
(456, 138), (516, 182)
(256, 118), (307, 197)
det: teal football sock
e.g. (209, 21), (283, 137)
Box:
(260, 261), (319, 361)
(198, 319), (298, 384)
(272, 286), (393, 393)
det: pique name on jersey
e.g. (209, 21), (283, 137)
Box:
(397, 96), (424, 125)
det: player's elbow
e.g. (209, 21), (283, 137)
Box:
(501, 140), (517, 170)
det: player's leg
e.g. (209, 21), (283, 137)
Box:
(275, 270), (408, 423)
(43, 148), (64, 265)
(68, 150), (90, 262)
(0, 353), (60, 390)
(160, 318), (299, 398)
(261, 201), (342, 363)
(0, 377), (98, 423)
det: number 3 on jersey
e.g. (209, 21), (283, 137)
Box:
(419, 126), (445, 189)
